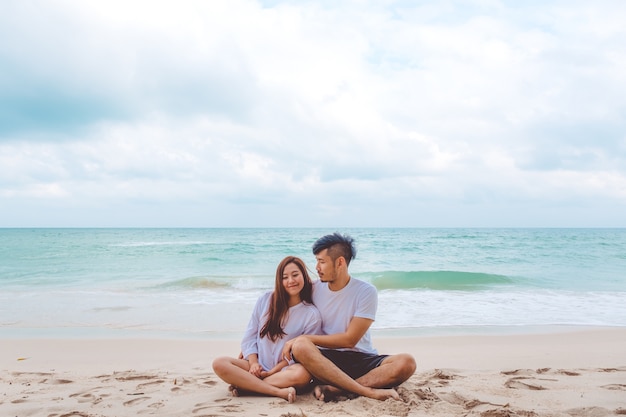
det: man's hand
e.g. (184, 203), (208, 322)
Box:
(281, 337), (298, 362)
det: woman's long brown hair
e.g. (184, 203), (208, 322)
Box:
(259, 256), (314, 342)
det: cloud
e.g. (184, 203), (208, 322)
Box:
(1, 0), (625, 226)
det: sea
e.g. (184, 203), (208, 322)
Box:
(1, 228), (625, 340)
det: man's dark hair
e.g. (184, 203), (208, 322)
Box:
(312, 232), (357, 266)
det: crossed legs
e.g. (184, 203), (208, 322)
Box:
(212, 356), (311, 403)
(290, 338), (416, 401)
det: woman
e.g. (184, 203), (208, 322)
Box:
(212, 256), (322, 403)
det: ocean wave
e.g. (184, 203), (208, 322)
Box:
(155, 276), (233, 289)
(110, 241), (209, 247)
(366, 270), (513, 290)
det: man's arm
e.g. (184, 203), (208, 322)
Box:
(283, 317), (372, 360)
(305, 317), (372, 349)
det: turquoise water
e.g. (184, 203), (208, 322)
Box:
(1, 228), (625, 338)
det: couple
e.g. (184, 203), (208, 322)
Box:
(212, 233), (416, 403)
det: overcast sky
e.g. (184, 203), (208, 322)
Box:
(1, 0), (625, 227)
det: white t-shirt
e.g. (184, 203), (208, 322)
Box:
(312, 277), (378, 354)
(241, 291), (322, 371)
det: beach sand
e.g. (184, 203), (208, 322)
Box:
(2, 328), (625, 417)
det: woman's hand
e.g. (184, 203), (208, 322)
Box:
(260, 359), (288, 379)
(246, 354), (263, 378)
(248, 362), (263, 377)
(259, 369), (273, 378)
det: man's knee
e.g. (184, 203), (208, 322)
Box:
(396, 353), (417, 378)
(290, 337), (316, 362)
(384, 353), (416, 379)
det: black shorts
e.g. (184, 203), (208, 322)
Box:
(319, 349), (388, 380)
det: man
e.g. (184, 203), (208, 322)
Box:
(283, 232), (416, 401)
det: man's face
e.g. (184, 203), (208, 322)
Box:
(315, 249), (336, 283)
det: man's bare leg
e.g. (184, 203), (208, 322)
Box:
(357, 353), (416, 387)
(314, 353), (416, 400)
(290, 338), (400, 401)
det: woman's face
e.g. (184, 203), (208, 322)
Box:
(282, 262), (305, 298)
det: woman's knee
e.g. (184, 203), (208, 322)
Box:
(288, 365), (313, 387)
(212, 356), (230, 375)
(291, 364), (310, 379)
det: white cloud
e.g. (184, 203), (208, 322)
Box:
(1, 0), (625, 226)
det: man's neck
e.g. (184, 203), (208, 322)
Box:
(328, 273), (351, 292)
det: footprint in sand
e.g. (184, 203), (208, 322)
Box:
(556, 369), (580, 376)
(11, 398), (28, 404)
(431, 369), (457, 380)
(425, 369), (458, 386)
(49, 378), (74, 384)
(393, 384), (440, 404)
(567, 406), (612, 416)
(172, 377), (194, 386)
(192, 400), (242, 414)
(59, 412), (91, 417)
(136, 379), (165, 390)
(504, 377), (546, 391)
(137, 401), (166, 415)
(13, 371), (54, 377)
(115, 373), (159, 382)
(68, 392), (92, 403)
(437, 392), (495, 409)
(124, 396), (151, 407)
(601, 383), (626, 390)
(501, 369), (534, 376)
(413, 388), (440, 401)
(69, 388), (110, 404)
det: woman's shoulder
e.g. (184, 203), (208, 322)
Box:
(254, 290), (274, 307)
(293, 299), (318, 310)
(258, 290), (273, 299)
(298, 301), (321, 317)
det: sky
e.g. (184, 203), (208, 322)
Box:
(1, 0), (625, 228)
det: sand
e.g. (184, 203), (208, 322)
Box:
(2, 328), (625, 417)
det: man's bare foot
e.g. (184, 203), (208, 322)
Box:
(279, 387), (296, 403)
(367, 387), (400, 401)
(313, 385), (324, 401)
(315, 385), (399, 402)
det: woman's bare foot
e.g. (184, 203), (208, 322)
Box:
(279, 387), (296, 403)
(228, 385), (239, 397)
